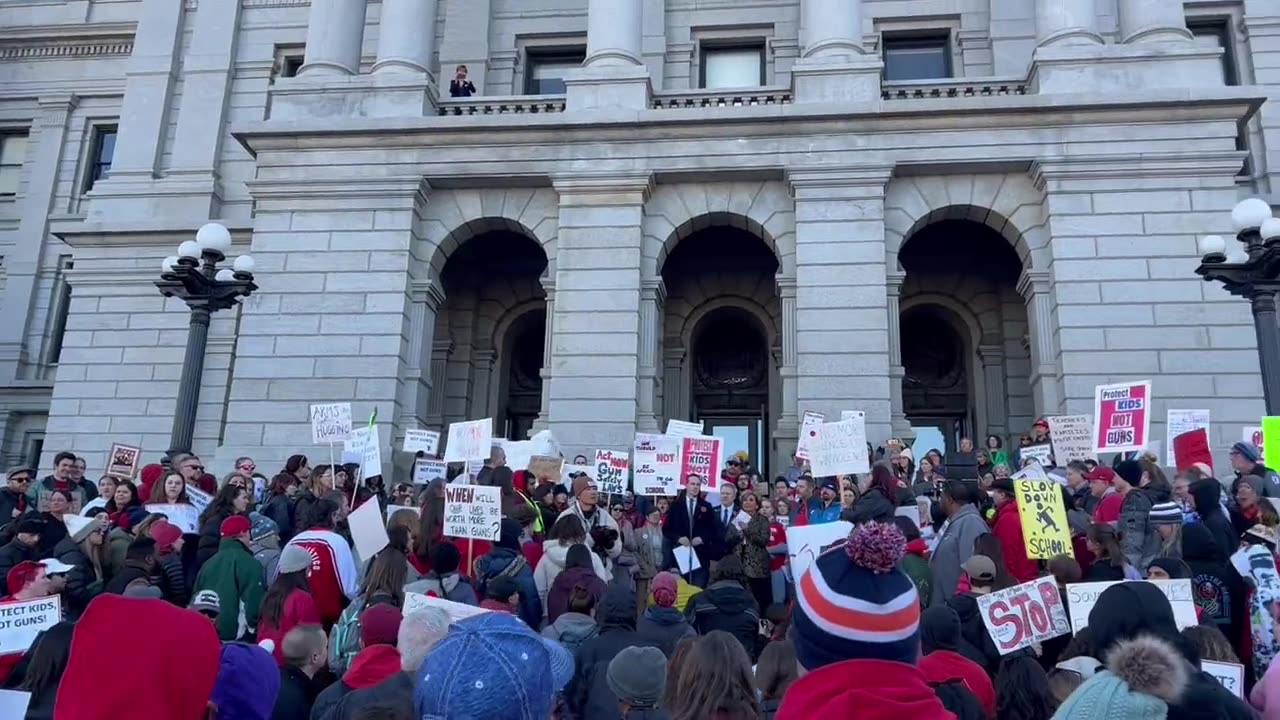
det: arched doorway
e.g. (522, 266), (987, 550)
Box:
(498, 312), (545, 441)
(690, 306), (770, 463)
(901, 305), (972, 444)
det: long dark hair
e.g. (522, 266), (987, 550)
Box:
(869, 463), (899, 499)
(17, 621), (74, 696)
(973, 534), (1018, 591)
(995, 655), (1057, 720)
(413, 496), (445, 561)
(1088, 523), (1125, 568)
(199, 483), (245, 526)
(260, 569), (311, 627)
(669, 631), (760, 720)
(360, 547), (407, 608)
(105, 481), (141, 514)
(284, 454), (308, 476)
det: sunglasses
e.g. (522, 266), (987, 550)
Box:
(10, 477), (30, 484)
(727, 461), (740, 467)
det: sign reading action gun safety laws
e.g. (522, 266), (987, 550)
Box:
(1015, 478), (1073, 559)
(680, 436), (723, 490)
(977, 576), (1070, 654)
(443, 485), (501, 541)
(1093, 380), (1152, 454)
(595, 450), (630, 495)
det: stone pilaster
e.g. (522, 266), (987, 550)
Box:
(1017, 269), (1061, 418)
(978, 343), (1009, 439)
(792, 0), (881, 104)
(774, 276), (799, 445)
(566, 0), (651, 112)
(886, 271), (911, 440)
(532, 278), (555, 433)
(637, 278), (664, 433)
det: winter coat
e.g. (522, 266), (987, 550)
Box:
(156, 552), (189, 608)
(1191, 480), (1240, 559)
(102, 561), (155, 596)
(105, 526), (132, 578)
(662, 491), (719, 568)
(737, 513), (771, 579)
(271, 665), (323, 720)
(556, 501), (622, 560)
(685, 580), (761, 660)
(1237, 463), (1280, 499)
(991, 500), (1039, 583)
(775, 658), (954, 719)
(0, 537), (37, 590)
(0, 488), (27, 529)
(546, 565), (607, 624)
(1085, 555), (1131, 582)
(405, 571), (477, 605)
(534, 540), (610, 616)
(293, 493), (320, 539)
(310, 645), (402, 720)
(847, 488), (897, 525)
(1119, 487), (1158, 570)
(919, 649), (995, 718)
(51, 536), (102, 618)
(192, 538), (266, 641)
(631, 522), (665, 580)
(195, 511), (231, 568)
(944, 592), (1001, 674)
(314, 671), (413, 720)
(261, 494), (295, 545)
(1181, 521), (1239, 640)
(541, 611), (600, 655)
(900, 539), (932, 609)
(473, 546), (541, 629)
(808, 500), (843, 525)
(636, 605), (696, 657)
(929, 504), (989, 607)
(25, 476), (95, 514)
(567, 585), (657, 720)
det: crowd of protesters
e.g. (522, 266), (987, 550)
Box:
(0, 421), (1279, 719)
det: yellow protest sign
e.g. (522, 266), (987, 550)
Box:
(1262, 417), (1280, 469)
(1016, 479), (1073, 559)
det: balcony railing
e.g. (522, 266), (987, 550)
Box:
(651, 87), (793, 110)
(437, 95), (567, 116)
(882, 78), (1028, 101)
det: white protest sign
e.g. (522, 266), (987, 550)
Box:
(665, 419), (704, 438)
(1065, 579), (1197, 634)
(633, 433), (681, 496)
(562, 463), (595, 485)
(503, 440), (535, 473)
(348, 496), (390, 562)
(840, 411), (861, 421)
(1010, 463), (1049, 481)
(0, 690), (30, 718)
(145, 504), (199, 534)
(595, 450), (630, 495)
(404, 591), (491, 622)
(673, 546), (701, 576)
(1048, 415), (1097, 464)
(443, 418), (494, 463)
(344, 426), (384, 479)
(894, 505), (921, 527)
(82, 496), (107, 516)
(976, 576), (1071, 654)
(529, 429), (562, 459)
(1020, 443), (1053, 467)
(808, 415), (869, 476)
(1166, 409), (1210, 467)
(1202, 660), (1244, 698)
(414, 459), (448, 484)
(443, 484), (502, 541)
(466, 458), (485, 482)
(0, 596), (60, 655)
(310, 403), (353, 445)
(786, 521), (853, 583)
(402, 429), (440, 455)
(186, 485), (212, 514)
(386, 505), (420, 522)
(795, 411), (826, 461)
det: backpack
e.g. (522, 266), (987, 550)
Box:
(328, 595), (368, 677)
(477, 553), (526, 598)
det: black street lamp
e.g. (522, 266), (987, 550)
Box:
(156, 223), (257, 464)
(1195, 198), (1280, 414)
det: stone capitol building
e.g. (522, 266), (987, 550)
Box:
(0, 0), (1277, 479)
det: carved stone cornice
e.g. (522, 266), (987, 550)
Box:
(0, 23), (136, 61)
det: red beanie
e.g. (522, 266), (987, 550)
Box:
(150, 520), (183, 555)
(220, 515), (251, 538)
(138, 463), (165, 502)
(6, 560), (41, 595)
(55, 595), (220, 720)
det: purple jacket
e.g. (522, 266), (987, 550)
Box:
(546, 566), (606, 624)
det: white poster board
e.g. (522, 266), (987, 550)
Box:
(145, 504), (199, 534)
(1165, 409), (1210, 467)
(443, 419), (494, 463)
(808, 415), (869, 477)
(665, 419), (704, 438)
(402, 429), (440, 455)
(404, 591), (490, 622)
(0, 596), (60, 655)
(414, 459), (448, 484)
(1065, 579), (1196, 634)
(633, 433), (681, 496)
(348, 497), (390, 562)
(785, 521), (853, 582)
(1010, 463), (1049, 481)
(1020, 443), (1053, 467)
(562, 463), (595, 485)
(0, 690), (30, 718)
(795, 411), (826, 461)
(1047, 415), (1097, 464)
(501, 440), (535, 473)
(595, 450), (630, 495)
(186, 485), (212, 515)
(344, 426), (384, 479)
(1202, 660), (1245, 698)
(310, 403), (353, 445)
(443, 484), (502, 541)
(976, 576), (1071, 655)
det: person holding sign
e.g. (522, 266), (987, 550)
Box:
(989, 478), (1047, 583)
(556, 476), (622, 562)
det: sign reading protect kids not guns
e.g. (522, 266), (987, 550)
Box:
(1015, 479), (1073, 559)
(1093, 380), (1152, 454)
(680, 436), (723, 490)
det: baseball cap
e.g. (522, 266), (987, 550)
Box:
(191, 590), (221, 617)
(220, 515), (251, 538)
(961, 555), (997, 584)
(415, 612), (573, 720)
(41, 558), (76, 576)
(1085, 467), (1118, 485)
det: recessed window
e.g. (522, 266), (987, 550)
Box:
(83, 125), (117, 193)
(883, 33), (953, 81)
(1188, 19), (1237, 86)
(524, 48), (586, 95)
(0, 134), (28, 196)
(273, 44), (306, 82)
(46, 256), (73, 367)
(701, 44), (765, 89)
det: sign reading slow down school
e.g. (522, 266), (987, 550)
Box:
(1015, 479), (1073, 559)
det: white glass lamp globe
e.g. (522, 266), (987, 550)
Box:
(196, 222), (232, 252)
(1226, 249), (1250, 265)
(1232, 198), (1274, 233)
(233, 254), (256, 273)
(178, 240), (201, 258)
(1198, 235), (1226, 257)
(1262, 217), (1280, 242)
(215, 268), (236, 282)
(161, 256), (179, 272)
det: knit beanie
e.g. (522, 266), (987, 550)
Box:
(651, 571), (678, 608)
(430, 541), (461, 575)
(1115, 460), (1143, 487)
(211, 642), (281, 720)
(1232, 441), (1262, 463)
(1052, 635), (1187, 720)
(149, 520), (183, 555)
(1148, 502), (1183, 526)
(572, 475), (595, 499)
(792, 521), (920, 670)
(606, 646), (667, 708)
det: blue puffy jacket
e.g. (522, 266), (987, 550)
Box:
(473, 546), (542, 629)
(809, 500), (843, 525)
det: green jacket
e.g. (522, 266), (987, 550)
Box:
(193, 538), (265, 641)
(901, 551), (932, 609)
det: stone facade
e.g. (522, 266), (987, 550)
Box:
(0, 0), (1276, 479)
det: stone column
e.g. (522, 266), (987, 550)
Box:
(1017, 269), (1061, 418)
(1035, 0), (1103, 46)
(374, 0), (437, 75)
(298, 0), (369, 77)
(398, 280), (443, 430)
(775, 277), (799, 445)
(637, 279), (664, 433)
(978, 343), (1008, 440)
(800, 0), (864, 59)
(792, 0), (880, 103)
(471, 350), (497, 421)
(426, 340), (452, 429)
(533, 278), (555, 433)
(586, 0), (644, 68)
(1117, 0), (1192, 44)
(663, 348), (685, 425)
(886, 271), (911, 439)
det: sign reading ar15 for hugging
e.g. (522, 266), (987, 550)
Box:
(1092, 380), (1152, 454)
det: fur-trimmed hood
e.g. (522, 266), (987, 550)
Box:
(1054, 635), (1188, 719)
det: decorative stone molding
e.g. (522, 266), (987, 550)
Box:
(0, 23), (135, 61)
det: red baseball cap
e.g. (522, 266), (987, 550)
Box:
(219, 515), (251, 538)
(1085, 467), (1118, 485)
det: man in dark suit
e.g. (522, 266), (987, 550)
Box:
(662, 473), (717, 587)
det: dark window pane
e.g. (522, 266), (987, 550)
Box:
(884, 35), (952, 81)
(84, 126), (117, 192)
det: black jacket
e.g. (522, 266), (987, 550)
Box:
(685, 580), (761, 660)
(0, 536), (38, 589)
(261, 494), (295, 544)
(157, 552), (189, 607)
(636, 605), (696, 658)
(51, 536), (101, 619)
(1190, 480), (1239, 560)
(316, 671), (413, 720)
(569, 583), (657, 720)
(847, 487), (897, 524)
(0, 488), (28, 531)
(944, 592), (1001, 674)
(662, 491), (718, 569)
(272, 666), (323, 720)
(103, 561), (154, 595)
(195, 511), (232, 569)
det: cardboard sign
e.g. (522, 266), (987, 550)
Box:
(595, 450), (630, 495)
(348, 496), (390, 562)
(1093, 380), (1152, 453)
(1048, 415), (1096, 464)
(528, 456), (564, 483)
(633, 433), (681, 496)
(402, 429), (440, 455)
(106, 443), (140, 479)
(666, 419), (704, 438)
(808, 415), (869, 477)
(414, 459), (448, 484)
(1245, 426), (1264, 462)
(1264, 417), (1280, 472)
(344, 426), (384, 479)
(404, 591), (490, 622)
(1014, 479), (1072, 559)
(1202, 660), (1244, 698)
(679, 436), (723, 490)
(443, 484), (501, 541)
(0, 596), (61, 655)
(145, 503), (199, 534)
(443, 419), (494, 463)
(502, 440), (535, 473)
(795, 411), (826, 461)
(976, 576), (1071, 654)
(786, 521), (853, 583)
(186, 485), (212, 514)
(1020, 443), (1053, 467)
(310, 403), (353, 445)
(1065, 579), (1196, 634)
(1166, 410), (1210, 467)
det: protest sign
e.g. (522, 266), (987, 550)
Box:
(528, 456), (564, 482)
(1014, 478), (1072, 559)
(1202, 660), (1244, 698)
(186, 485), (212, 514)
(562, 463), (595, 485)
(1166, 409), (1210, 466)
(1173, 428), (1213, 472)
(1065, 579), (1196, 634)
(1265, 417), (1280, 471)
(386, 505), (420, 521)
(501, 440), (535, 473)
(344, 426), (384, 479)
(1093, 380), (1152, 453)
(1234, 543), (1280, 676)
(894, 505), (920, 527)
(413, 459), (447, 484)
(443, 419), (493, 462)
(786, 521), (853, 582)
(840, 410), (861, 421)
(1010, 463), (1049, 481)
(633, 433), (681, 496)
(1020, 443), (1053, 467)
(402, 429), (440, 455)
(404, 591), (490, 622)
(595, 450), (630, 495)
(145, 504), (199, 534)
(529, 429), (562, 459)
(976, 576), (1071, 654)
(348, 497), (390, 562)
(466, 458), (485, 482)
(310, 403), (352, 445)
(1047, 415), (1096, 464)
(666, 419), (704, 438)
(0, 596), (60, 655)
(795, 411), (825, 461)
(679, 436), (723, 490)
(808, 416), (869, 477)
(106, 443), (140, 479)
(673, 546), (701, 575)
(0, 690), (30, 717)
(443, 485), (501, 541)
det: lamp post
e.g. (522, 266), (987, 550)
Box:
(156, 223), (257, 463)
(1195, 198), (1280, 414)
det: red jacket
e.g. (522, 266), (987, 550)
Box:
(992, 500), (1038, 583)
(919, 649), (996, 718)
(256, 589), (321, 665)
(1093, 492), (1123, 524)
(343, 644), (401, 690)
(777, 659), (955, 720)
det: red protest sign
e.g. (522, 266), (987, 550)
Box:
(1092, 380), (1151, 454)
(976, 576), (1071, 655)
(680, 436), (723, 490)
(1173, 428), (1213, 472)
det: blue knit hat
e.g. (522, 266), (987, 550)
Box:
(1052, 635), (1187, 720)
(792, 522), (920, 670)
(415, 612), (574, 720)
(211, 642), (280, 720)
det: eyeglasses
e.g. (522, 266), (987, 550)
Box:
(9, 477), (30, 484)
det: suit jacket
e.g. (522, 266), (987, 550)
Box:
(710, 503), (742, 560)
(662, 491), (718, 568)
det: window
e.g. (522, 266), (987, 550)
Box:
(1188, 19), (1237, 86)
(272, 45), (306, 82)
(700, 44), (765, 89)
(23, 433), (43, 470)
(46, 256), (73, 367)
(883, 33), (953, 81)
(83, 125), (116, 193)
(524, 48), (585, 95)
(0, 134), (27, 196)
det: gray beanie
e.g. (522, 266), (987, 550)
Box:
(277, 544), (313, 575)
(606, 646), (667, 708)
